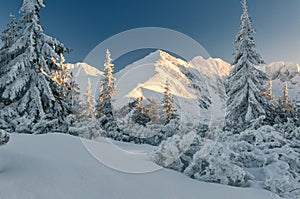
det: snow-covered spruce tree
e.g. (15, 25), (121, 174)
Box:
(131, 97), (150, 126)
(1, 13), (19, 48)
(66, 72), (82, 120)
(81, 78), (95, 119)
(148, 98), (160, 124)
(225, 0), (274, 132)
(162, 79), (177, 124)
(50, 53), (73, 132)
(95, 49), (119, 138)
(282, 82), (295, 118)
(0, 0), (68, 134)
(69, 78), (103, 139)
(0, 13), (19, 131)
(275, 96), (284, 124)
(267, 79), (275, 102)
(275, 83), (296, 123)
(64, 72), (82, 134)
(51, 54), (70, 101)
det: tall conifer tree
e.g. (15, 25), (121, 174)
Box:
(226, 0), (274, 131)
(0, 0), (68, 133)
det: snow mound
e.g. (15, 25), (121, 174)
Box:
(0, 134), (280, 199)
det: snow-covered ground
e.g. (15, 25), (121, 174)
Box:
(0, 134), (280, 199)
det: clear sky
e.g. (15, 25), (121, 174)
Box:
(0, 0), (300, 65)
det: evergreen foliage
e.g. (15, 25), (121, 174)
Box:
(0, 0), (68, 134)
(225, 0), (274, 132)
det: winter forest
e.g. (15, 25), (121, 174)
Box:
(0, 0), (300, 199)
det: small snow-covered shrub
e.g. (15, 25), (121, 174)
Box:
(274, 119), (298, 140)
(230, 141), (267, 168)
(289, 127), (300, 155)
(228, 126), (287, 168)
(291, 126), (300, 139)
(151, 125), (196, 168)
(154, 124), (300, 197)
(69, 118), (104, 140)
(264, 161), (299, 196)
(0, 130), (9, 145)
(230, 125), (300, 197)
(32, 115), (60, 135)
(184, 142), (253, 187)
(118, 113), (180, 146)
(236, 125), (286, 149)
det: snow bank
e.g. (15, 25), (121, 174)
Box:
(0, 134), (280, 199)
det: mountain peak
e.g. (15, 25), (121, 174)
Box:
(191, 56), (232, 77)
(66, 62), (103, 77)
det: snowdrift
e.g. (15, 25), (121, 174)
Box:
(0, 133), (280, 199)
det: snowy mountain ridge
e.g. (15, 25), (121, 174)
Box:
(66, 62), (104, 77)
(191, 56), (232, 78)
(258, 62), (300, 101)
(114, 50), (213, 124)
(66, 62), (104, 99)
(69, 50), (300, 109)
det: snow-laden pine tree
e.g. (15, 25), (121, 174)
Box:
(69, 78), (103, 139)
(67, 72), (82, 120)
(131, 97), (150, 126)
(0, 13), (19, 131)
(64, 72), (82, 134)
(1, 13), (19, 48)
(225, 0), (274, 132)
(51, 54), (70, 101)
(0, 0), (68, 134)
(95, 50), (119, 136)
(81, 78), (95, 119)
(95, 49), (116, 119)
(267, 79), (275, 102)
(148, 98), (160, 124)
(162, 79), (177, 124)
(52, 55), (71, 105)
(282, 82), (294, 115)
(275, 82), (295, 122)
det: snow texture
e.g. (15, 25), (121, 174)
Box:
(0, 133), (281, 199)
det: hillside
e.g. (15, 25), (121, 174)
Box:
(0, 134), (280, 199)
(258, 62), (300, 101)
(66, 62), (104, 99)
(113, 50), (212, 124)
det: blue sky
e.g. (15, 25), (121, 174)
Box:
(0, 0), (300, 65)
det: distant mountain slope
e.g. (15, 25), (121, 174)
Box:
(66, 63), (103, 99)
(258, 62), (300, 101)
(68, 52), (300, 118)
(191, 56), (232, 78)
(114, 50), (212, 124)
